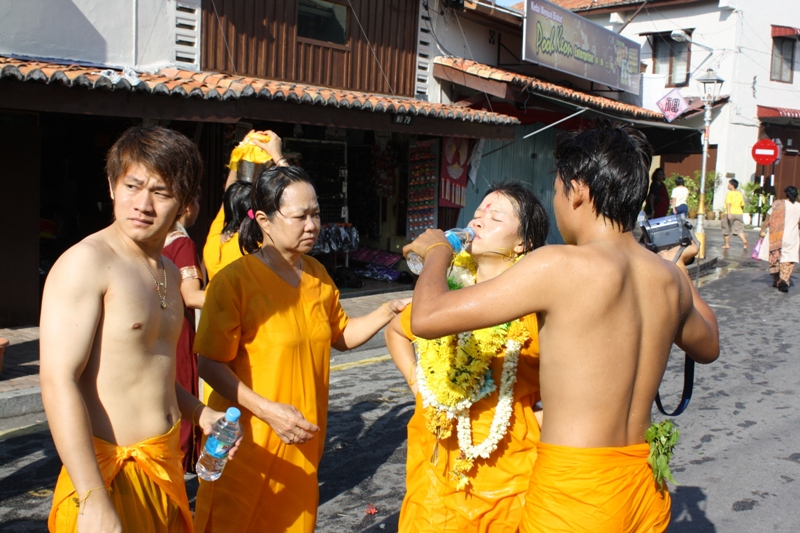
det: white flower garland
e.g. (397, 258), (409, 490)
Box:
(414, 257), (523, 468)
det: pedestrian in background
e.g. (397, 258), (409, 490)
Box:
(758, 185), (800, 292)
(671, 176), (689, 217)
(646, 168), (669, 218)
(722, 179), (748, 250)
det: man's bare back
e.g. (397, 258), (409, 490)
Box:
(532, 233), (704, 448)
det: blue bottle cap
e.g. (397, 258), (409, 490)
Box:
(225, 407), (241, 423)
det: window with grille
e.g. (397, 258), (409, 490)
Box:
(651, 32), (691, 87)
(771, 37), (795, 83)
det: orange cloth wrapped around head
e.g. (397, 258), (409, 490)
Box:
(48, 422), (192, 533)
(228, 132), (273, 171)
(521, 441), (671, 533)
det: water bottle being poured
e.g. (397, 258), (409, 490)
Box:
(406, 228), (475, 275)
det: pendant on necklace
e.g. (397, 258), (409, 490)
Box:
(161, 301), (168, 309)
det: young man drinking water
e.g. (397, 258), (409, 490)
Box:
(404, 123), (719, 532)
(41, 126), (238, 533)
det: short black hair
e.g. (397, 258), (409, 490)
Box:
(729, 179), (739, 189)
(484, 181), (549, 252)
(222, 181), (253, 235)
(555, 122), (653, 232)
(786, 185), (798, 203)
(675, 176), (685, 186)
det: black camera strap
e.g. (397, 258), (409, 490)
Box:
(655, 354), (695, 416)
(653, 236), (700, 417)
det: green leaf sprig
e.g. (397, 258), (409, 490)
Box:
(645, 420), (680, 491)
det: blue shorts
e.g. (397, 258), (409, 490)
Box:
(675, 204), (688, 216)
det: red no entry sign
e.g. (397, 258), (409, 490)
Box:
(752, 139), (779, 165)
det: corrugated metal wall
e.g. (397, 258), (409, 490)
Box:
(201, 0), (418, 96)
(456, 123), (564, 244)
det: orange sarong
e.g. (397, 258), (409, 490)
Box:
(48, 422), (192, 533)
(398, 306), (541, 532)
(521, 441), (671, 533)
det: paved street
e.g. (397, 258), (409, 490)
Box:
(3, 225), (800, 531)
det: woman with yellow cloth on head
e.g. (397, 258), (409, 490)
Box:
(385, 182), (550, 532)
(193, 165), (409, 533)
(202, 130), (287, 281)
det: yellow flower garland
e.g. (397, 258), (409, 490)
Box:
(414, 251), (530, 489)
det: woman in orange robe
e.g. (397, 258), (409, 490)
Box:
(385, 183), (550, 532)
(193, 164), (408, 533)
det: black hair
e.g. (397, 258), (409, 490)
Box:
(555, 122), (653, 232)
(786, 185), (799, 203)
(675, 176), (685, 186)
(729, 178), (739, 189)
(222, 181), (253, 236)
(484, 181), (549, 252)
(239, 166), (316, 255)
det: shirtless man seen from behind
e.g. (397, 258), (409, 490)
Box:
(404, 123), (719, 533)
(41, 126), (237, 533)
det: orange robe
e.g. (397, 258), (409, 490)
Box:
(521, 442), (671, 533)
(398, 306), (541, 532)
(201, 207), (243, 282)
(193, 254), (349, 533)
(48, 422), (192, 533)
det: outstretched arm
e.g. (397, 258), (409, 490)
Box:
(39, 245), (122, 533)
(385, 314), (418, 394)
(332, 298), (409, 351)
(403, 229), (556, 338)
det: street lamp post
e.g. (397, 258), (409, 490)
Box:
(694, 68), (724, 259)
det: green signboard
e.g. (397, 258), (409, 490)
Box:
(522, 0), (641, 95)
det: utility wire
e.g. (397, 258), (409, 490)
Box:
(210, 0), (236, 74)
(346, 0), (395, 96)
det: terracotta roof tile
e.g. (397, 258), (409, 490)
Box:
(0, 56), (519, 126)
(434, 57), (664, 121)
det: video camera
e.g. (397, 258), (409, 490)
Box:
(639, 213), (695, 252)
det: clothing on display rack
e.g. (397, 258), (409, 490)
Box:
(310, 224), (360, 255)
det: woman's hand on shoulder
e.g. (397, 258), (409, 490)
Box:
(383, 298), (411, 317)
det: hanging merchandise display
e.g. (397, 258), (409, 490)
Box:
(439, 137), (469, 208)
(407, 139), (440, 240)
(372, 143), (398, 198)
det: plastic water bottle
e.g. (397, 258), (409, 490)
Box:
(196, 407), (242, 481)
(406, 228), (475, 275)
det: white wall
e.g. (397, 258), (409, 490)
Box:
(581, 0), (800, 209)
(0, 0), (198, 72)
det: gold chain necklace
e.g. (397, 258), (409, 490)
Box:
(114, 226), (168, 309)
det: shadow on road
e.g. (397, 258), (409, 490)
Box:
(669, 485), (716, 532)
(319, 398), (414, 506)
